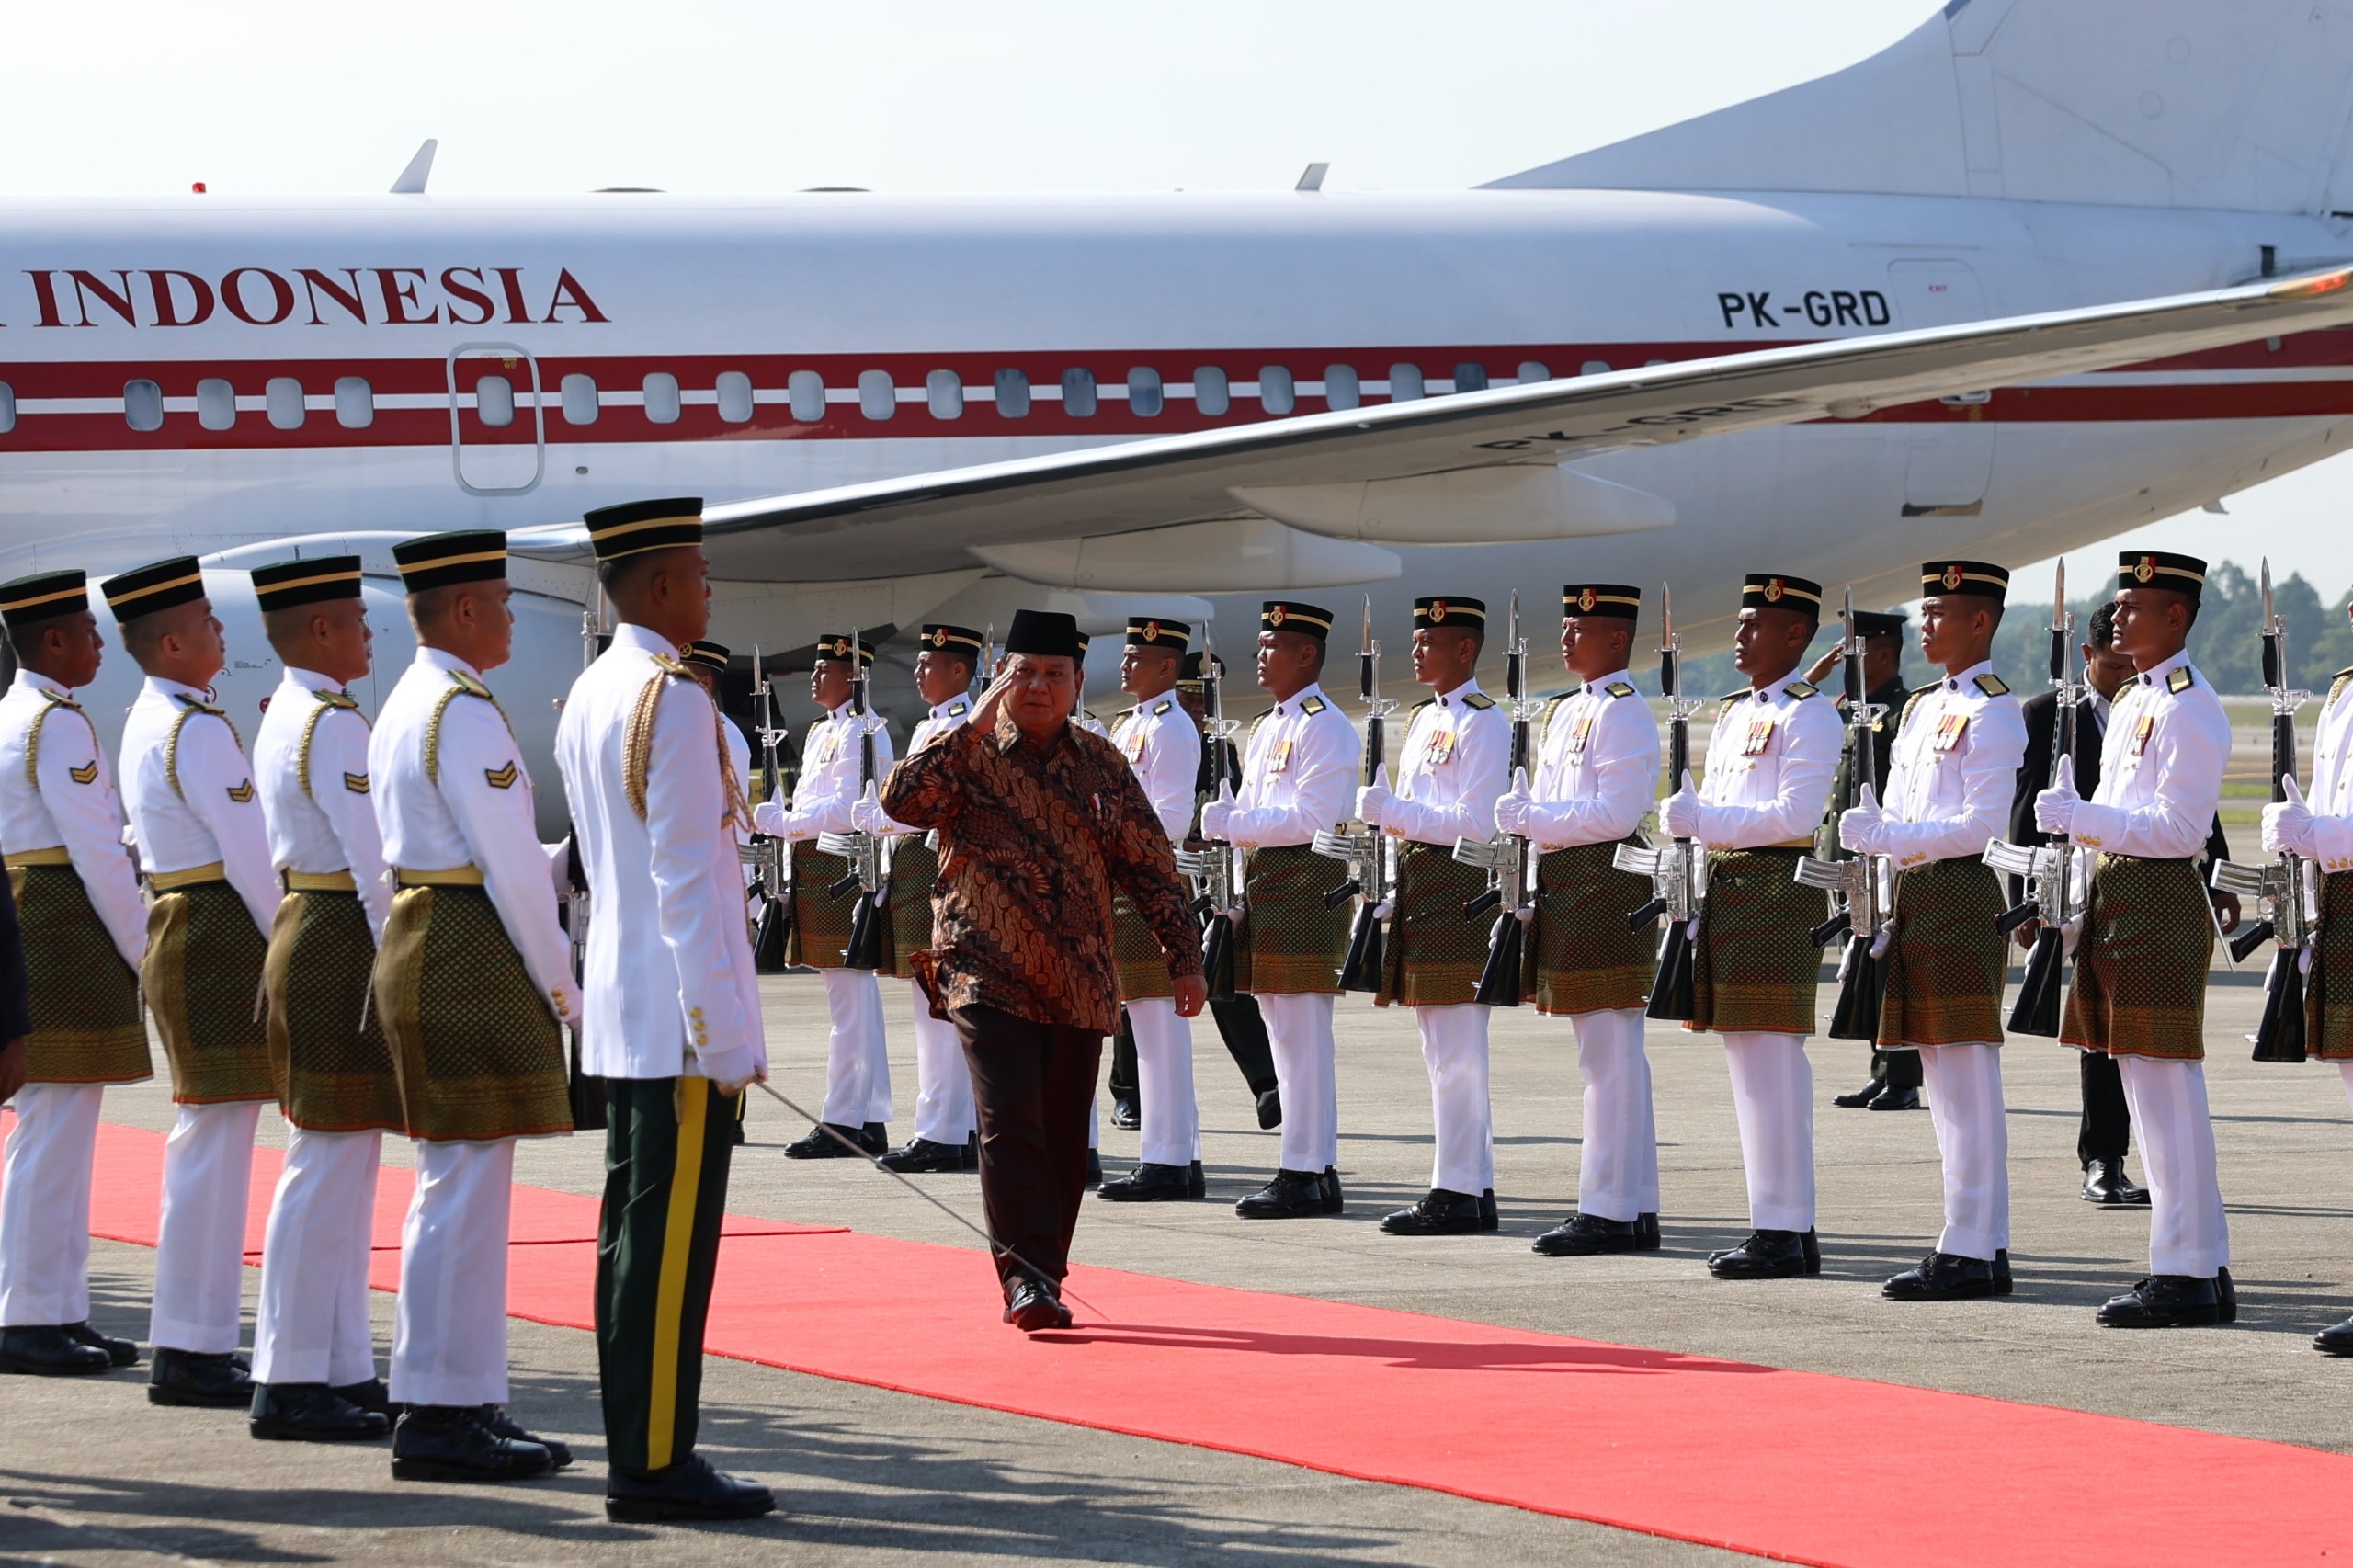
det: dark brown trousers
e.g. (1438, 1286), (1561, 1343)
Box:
(951, 1005), (1104, 1298)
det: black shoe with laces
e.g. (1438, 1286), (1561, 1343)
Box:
(1833, 1079), (1885, 1108)
(878, 1138), (968, 1173)
(2096, 1274), (2220, 1328)
(1881, 1252), (1997, 1301)
(392, 1404), (555, 1482)
(479, 1404), (572, 1469)
(0, 1324), (111, 1376)
(61, 1320), (138, 1367)
(149, 1346), (256, 1407)
(1003, 1278), (1073, 1333)
(1097, 1160), (1206, 1201)
(606, 1453), (776, 1522)
(1236, 1169), (1324, 1219)
(1380, 1188), (1487, 1236)
(1708, 1229), (1819, 1279)
(250, 1382), (392, 1442)
(783, 1122), (873, 1160)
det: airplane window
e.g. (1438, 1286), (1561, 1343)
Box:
(1453, 362), (1488, 393)
(1129, 367), (1163, 417)
(561, 373), (598, 426)
(1063, 369), (1097, 417)
(1518, 360), (1552, 384)
(1193, 368), (1229, 416)
(858, 369), (894, 422)
(995, 369), (1031, 419)
(927, 369), (963, 420)
(475, 374), (516, 428)
(1259, 366), (1295, 415)
(196, 378), (236, 432)
(335, 376), (374, 429)
(1324, 364), (1360, 411)
(0, 383), (13, 435)
(1388, 363), (1424, 402)
(266, 377), (304, 430)
(124, 380), (164, 432)
(642, 372), (681, 425)
(1581, 360), (1611, 375)
(718, 371), (756, 424)
(789, 370), (825, 423)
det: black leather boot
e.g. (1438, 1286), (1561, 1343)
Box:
(0, 1324), (111, 1376)
(250, 1382), (392, 1442)
(149, 1347), (256, 1407)
(392, 1404), (555, 1482)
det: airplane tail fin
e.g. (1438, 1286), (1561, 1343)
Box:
(1486, 0), (2353, 216)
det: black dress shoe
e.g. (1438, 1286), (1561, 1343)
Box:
(1531, 1212), (1644, 1256)
(2097, 1274), (2220, 1328)
(1097, 1160), (1206, 1201)
(392, 1404), (555, 1482)
(334, 1377), (393, 1415)
(2216, 1266), (2236, 1324)
(0, 1324), (112, 1376)
(1834, 1079), (1885, 1108)
(1255, 1088), (1283, 1130)
(1086, 1149), (1103, 1189)
(963, 1131), (982, 1170)
(1478, 1189), (1500, 1231)
(1003, 1278), (1072, 1333)
(783, 1122), (873, 1159)
(1867, 1085), (1922, 1111)
(878, 1138), (968, 1173)
(1994, 1249), (2013, 1296)
(607, 1452), (776, 1522)
(1881, 1251), (1997, 1301)
(1709, 1229), (1820, 1279)
(2313, 1314), (2353, 1355)
(1320, 1167), (1345, 1214)
(62, 1320), (139, 1367)
(480, 1404), (572, 1469)
(2081, 1158), (2152, 1206)
(1110, 1096), (1142, 1131)
(1380, 1188), (1487, 1236)
(250, 1382), (392, 1442)
(1236, 1169), (1324, 1219)
(859, 1121), (889, 1153)
(149, 1347), (256, 1407)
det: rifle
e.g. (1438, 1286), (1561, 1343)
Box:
(1613, 582), (1702, 1019)
(1176, 630), (1241, 1001)
(1314, 597), (1399, 992)
(1795, 585), (1893, 1040)
(1455, 590), (1537, 1006)
(745, 646), (795, 973)
(819, 633), (888, 971)
(2209, 557), (2314, 1063)
(1981, 561), (2077, 1036)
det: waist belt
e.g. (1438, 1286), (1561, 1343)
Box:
(149, 861), (226, 892)
(4, 846), (72, 869)
(282, 869), (357, 893)
(1722, 841), (1813, 854)
(395, 865), (484, 888)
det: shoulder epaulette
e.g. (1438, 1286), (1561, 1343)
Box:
(2166, 666), (2194, 695)
(1973, 673), (2009, 698)
(648, 652), (693, 679)
(1249, 709), (1274, 730)
(163, 698), (242, 799)
(1720, 687), (1749, 703)
(1301, 694), (1328, 716)
(1461, 692), (1496, 710)
(1152, 697), (1173, 716)
(1784, 680), (1818, 699)
(24, 690), (92, 789)
(626, 660), (723, 822)
(946, 698), (970, 717)
(36, 688), (82, 713)
(450, 670), (492, 700)
(313, 687), (361, 711)
(426, 674), (514, 785)
(1604, 681), (1636, 699)
(1411, 696), (1437, 710)
(297, 688), (370, 798)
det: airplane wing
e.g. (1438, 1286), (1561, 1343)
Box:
(510, 267), (2353, 585)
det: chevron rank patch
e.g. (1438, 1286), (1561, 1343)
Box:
(68, 761), (97, 785)
(226, 779), (255, 803)
(484, 762), (518, 790)
(344, 772), (371, 794)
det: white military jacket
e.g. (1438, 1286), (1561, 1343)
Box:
(120, 676), (279, 938)
(2300, 669), (2353, 870)
(556, 624), (766, 1085)
(369, 646), (576, 1027)
(1381, 678), (1508, 847)
(1110, 689), (1203, 842)
(2066, 650), (2229, 860)
(1222, 682), (1359, 848)
(1689, 673), (1842, 850)
(1522, 670), (1659, 849)
(753, 699), (894, 840)
(1872, 661), (2028, 869)
(0, 669), (146, 967)
(255, 665), (392, 936)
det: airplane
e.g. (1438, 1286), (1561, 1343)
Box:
(9, 0), (2353, 833)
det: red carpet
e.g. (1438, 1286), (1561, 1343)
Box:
(17, 1114), (2353, 1567)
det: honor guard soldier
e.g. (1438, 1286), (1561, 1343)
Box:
(865, 623), (984, 1175)
(753, 631), (894, 1156)
(1072, 631), (1108, 737)
(1358, 597), (1509, 1234)
(1840, 562), (2028, 1301)
(108, 556), (281, 1405)
(1099, 617), (1207, 1201)
(1660, 573), (1840, 1279)
(2038, 551), (2234, 1328)
(1495, 585), (1663, 1257)
(682, 639), (755, 877)
(556, 499), (775, 1521)
(372, 530), (575, 1479)
(245, 556), (402, 1440)
(1181, 651), (1286, 1131)
(0, 570), (150, 1377)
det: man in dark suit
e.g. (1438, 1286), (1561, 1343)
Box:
(2006, 600), (2236, 1205)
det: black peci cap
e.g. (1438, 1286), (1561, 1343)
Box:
(1125, 616), (1190, 651)
(392, 531), (506, 595)
(0, 569), (89, 633)
(684, 639), (730, 674)
(2119, 550), (2207, 601)
(1920, 560), (2010, 603)
(1741, 573), (1823, 619)
(583, 497), (704, 562)
(1261, 600), (1334, 641)
(1562, 583), (1640, 622)
(101, 556), (207, 621)
(1005, 608), (1083, 660)
(1413, 596), (1486, 630)
(251, 555), (363, 614)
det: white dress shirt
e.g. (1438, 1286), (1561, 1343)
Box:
(369, 647), (576, 1025)
(556, 623), (765, 1085)
(1221, 682), (1361, 847)
(255, 666), (392, 937)
(1870, 661), (2029, 869)
(752, 701), (894, 841)
(1689, 673), (1842, 849)
(1520, 670), (1660, 848)
(1381, 679), (1508, 847)
(0, 669), (146, 966)
(119, 676), (278, 938)
(2302, 672), (2353, 870)
(1110, 690), (1203, 843)
(2066, 650), (2229, 860)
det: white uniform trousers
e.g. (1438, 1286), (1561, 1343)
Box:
(0, 1084), (105, 1326)
(818, 967), (892, 1128)
(390, 1138), (514, 1408)
(1257, 992), (1339, 1173)
(2115, 1055), (2229, 1278)
(1128, 996), (1200, 1167)
(1417, 1003), (1494, 1196)
(252, 1127), (382, 1387)
(1571, 1007), (1658, 1223)
(1722, 1031), (1814, 1232)
(150, 1100), (263, 1353)
(907, 981), (975, 1146)
(1913, 1043), (2008, 1262)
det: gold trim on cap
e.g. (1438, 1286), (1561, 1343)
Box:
(0, 584), (87, 612)
(108, 571), (203, 606)
(256, 567), (362, 594)
(398, 548), (506, 575)
(587, 512), (701, 540)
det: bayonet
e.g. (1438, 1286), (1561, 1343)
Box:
(1615, 580), (1703, 1019)
(1316, 595), (1399, 990)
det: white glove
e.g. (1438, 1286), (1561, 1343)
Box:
(1658, 770), (1701, 839)
(2033, 754), (2080, 836)
(1494, 767), (1533, 837)
(1356, 765), (1393, 829)
(849, 781), (888, 835)
(2262, 773), (2316, 857)
(1199, 777), (1236, 841)
(752, 800), (812, 840)
(1837, 782), (1885, 855)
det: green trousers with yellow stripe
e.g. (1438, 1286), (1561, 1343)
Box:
(597, 1076), (741, 1474)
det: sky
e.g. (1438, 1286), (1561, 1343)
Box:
(6, 0), (2349, 598)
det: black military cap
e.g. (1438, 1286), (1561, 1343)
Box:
(1413, 596), (1485, 630)
(917, 623), (985, 658)
(1920, 561), (2010, 603)
(2119, 550), (2207, 601)
(101, 556), (207, 621)
(1853, 609), (1910, 639)
(1741, 573), (1823, 619)
(1562, 583), (1640, 622)
(1176, 650), (1222, 691)
(813, 632), (874, 665)
(251, 555), (363, 614)
(583, 497), (703, 562)
(392, 531), (506, 594)
(1005, 608), (1083, 660)
(684, 639), (730, 674)
(1125, 616), (1190, 651)
(0, 569), (89, 633)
